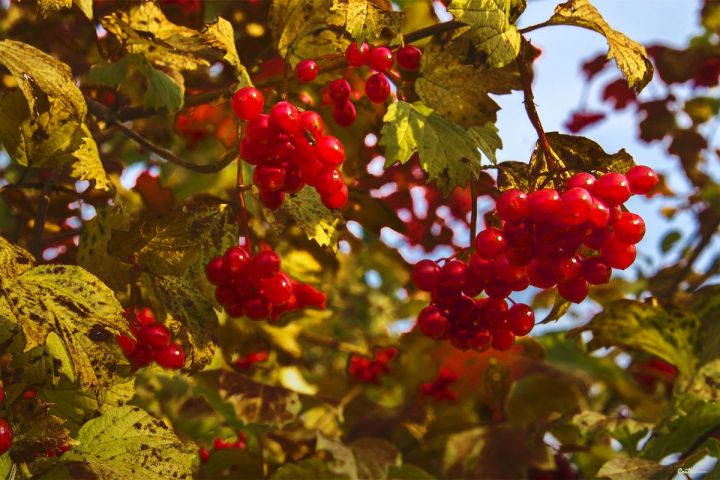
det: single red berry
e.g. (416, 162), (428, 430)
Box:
(246, 114), (274, 144)
(528, 189), (561, 222)
(269, 101), (300, 133)
(484, 298), (509, 329)
(314, 167), (344, 196)
(582, 257), (612, 284)
(0, 418), (12, 455)
(558, 278), (590, 303)
(588, 198), (610, 228)
(251, 250), (281, 279)
(259, 273), (293, 306)
(417, 305), (448, 339)
(328, 79), (352, 104)
(613, 212), (645, 244)
(595, 172), (631, 206)
(129, 345), (154, 369)
(22, 389), (37, 400)
(232, 87), (264, 121)
(282, 163), (305, 193)
(365, 73), (391, 103)
(138, 324), (171, 351)
(321, 183), (349, 209)
(475, 228), (506, 259)
(491, 328), (515, 351)
(369, 46), (394, 72)
(333, 100), (357, 127)
(566, 172), (596, 192)
(503, 221), (534, 249)
(558, 187), (593, 225)
(294, 283), (326, 308)
(412, 259), (441, 291)
(295, 59), (319, 82)
(223, 246), (251, 275)
(527, 259), (557, 289)
(441, 260), (468, 291)
(117, 334), (137, 357)
(206, 256), (227, 285)
(507, 304), (535, 336)
(259, 189), (284, 210)
(243, 295), (272, 320)
(316, 136), (345, 166)
(396, 45), (422, 71)
(552, 255), (582, 283)
(200, 447), (210, 464)
(496, 189), (529, 223)
(155, 344), (185, 369)
(626, 165), (658, 194)
(225, 301), (245, 318)
(346, 41), (370, 66)
(469, 327), (492, 352)
(601, 237), (637, 270)
(494, 255), (527, 284)
(299, 110), (324, 137)
(253, 165), (286, 192)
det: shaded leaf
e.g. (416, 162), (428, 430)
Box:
(387, 464), (436, 480)
(38, 0), (72, 17)
(7, 397), (69, 464)
(272, 458), (349, 480)
(596, 457), (666, 480)
(0, 234), (36, 279)
(218, 371), (302, 427)
(329, 0), (404, 41)
(505, 373), (584, 424)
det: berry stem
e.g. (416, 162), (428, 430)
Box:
(469, 179), (478, 250)
(236, 161), (253, 253)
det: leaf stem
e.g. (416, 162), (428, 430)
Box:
(518, 21), (555, 35)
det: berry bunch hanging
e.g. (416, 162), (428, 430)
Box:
(420, 368), (458, 402)
(116, 307), (186, 370)
(199, 432), (248, 464)
(232, 87), (349, 210)
(206, 245), (326, 322)
(413, 166), (659, 352)
(347, 346), (398, 383)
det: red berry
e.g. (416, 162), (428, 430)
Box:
(601, 238), (637, 270)
(138, 324), (171, 350)
(0, 384), (4, 403)
(206, 256), (227, 285)
(345, 41), (370, 67)
(269, 101), (299, 133)
(626, 165), (658, 194)
(441, 260), (467, 291)
(582, 257), (612, 284)
(365, 73), (391, 103)
(396, 45), (422, 71)
(328, 79), (351, 104)
(246, 114), (274, 144)
(528, 259), (557, 289)
(588, 198), (610, 228)
(223, 246), (251, 275)
(299, 110), (324, 137)
(321, 183), (349, 209)
(469, 327), (492, 352)
(494, 255), (526, 284)
(528, 189), (561, 222)
(503, 221), (534, 249)
(225, 301), (245, 318)
(314, 167), (344, 196)
(259, 189), (284, 210)
(294, 284), (326, 308)
(558, 187), (593, 225)
(231, 87), (264, 121)
(613, 212), (645, 244)
(552, 255), (582, 283)
(117, 334), (137, 357)
(485, 298), (509, 328)
(333, 100), (357, 126)
(0, 418), (12, 455)
(200, 447), (210, 464)
(259, 273), (293, 305)
(282, 163), (305, 193)
(412, 259), (441, 291)
(129, 345), (154, 369)
(474, 228), (506, 259)
(558, 278), (589, 303)
(22, 389), (37, 400)
(295, 59), (318, 82)
(243, 295), (272, 320)
(507, 304), (534, 336)
(417, 305), (448, 339)
(491, 328), (515, 351)
(316, 136), (345, 166)
(566, 172), (596, 191)
(251, 250), (281, 279)
(496, 189), (529, 222)
(253, 165), (286, 192)
(155, 344), (185, 369)
(595, 173), (630, 206)
(369, 46), (394, 72)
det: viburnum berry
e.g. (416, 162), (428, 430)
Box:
(613, 212), (645, 244)
(314, 167), (344, 196)
(417, 305), (448, 339)
(316, 136), (345, 166)
(259, 190), (284, 210)
(333, 100), (357, 127)
(365, 73), (391, 103)
(496, 189), (529, 222)
(491, 328), (515, 351)
(507, 304), (534, 336)
(566, 172), (597, 191)
(396, 45), (422, 71)
(155, 344), (186, 369)
(138, 324), (171, 350)
(232, 87), (264, 121)
(595, 172), (631, 206)
(582, 257), (612, 284)
(420, 368), (457, 401)
(558, 277), (590, 303)
(298, 110), (323, 137)
(345, 41), (370, 67)
(601, 237), (637, 269)
(223, 245), (251, 275)
(558, 187), (593, 225)
(269, 101), (300, 133)
(295, 59), (318, 82)
(528, 188), (561, 222)
(328, 79), (351, 104)
(0, 418), (12, 455)
(253, 165), (286, 192)
(626, 165), (658, 194)
(369, 46), (394, 72)
(235, 350), (269, 369)
(321, 183), (349, 209)
(441, 259), (467, 291)
(475, 228), (506, 259)
(251, 250), (281, 279)
(348, 347), (397, 383)
(412, 259), (441, 291)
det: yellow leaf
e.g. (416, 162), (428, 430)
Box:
(37, 0), (72, 17)
(0, 234), (36, 279)
(329, 0), (405, 41)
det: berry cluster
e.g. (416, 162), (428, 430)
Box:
(347, 346), (398, 383)
(413, 166), (659, 352)
(206, 245), (326, 322)
(420, 368), (458, 401)
(116, 307), (186, 370)
(232, 87), (349, 210)
(199, 432), (248, 464)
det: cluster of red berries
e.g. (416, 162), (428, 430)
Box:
(413, 165), (659, 352)
(420, 368), (458, 402)
(232, 87), (349, 210)
(116, 307), (186, 370)
(347, 346), (398, 383)
(199, 432), (248, 464)
(206, 245), (326, 322)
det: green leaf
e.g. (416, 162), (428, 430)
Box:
(578, 300), (699, 377)
(7, 398), (69, 464)
(264, 187), (345, 251)
(268, 0), (346, 61)
(660, 230), (682, 253)
(467, 123), (502, 164)
(272, 458), (350, 480)
(201, 18), (252, 86)
(380, 101), (484, 193)
(547, 0), (653, 91)
(217, 372), (302, 427)
(496, 161), (529, 191)
(0, 40), (86, 119)
(596, 457), (666, 480)
(505, 373), (584, 424)
(386, 464), (436, 480)
(57, 406), (197, 479)
(329, 0), (404, 41)
(0, 234), (36, 279)
(0, 263), (128, 394)
(447, 0), (521, 68)
(572, 411), (651, 455)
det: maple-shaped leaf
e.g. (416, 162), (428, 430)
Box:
(565, 111), (605, 133)
(601, 78), (637, 109)
(380, 101), (488, 194)
(329, 0), (405, 41)
(547, 0), (653, 91)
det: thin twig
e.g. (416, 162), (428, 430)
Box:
(236, 160), (252, 252)
(30, 177), (51, 259)
(469, 179), (478, 249)
(518, 21), (555, 35)
(298, 331), (365, 354)
(668, 213), (720, 295)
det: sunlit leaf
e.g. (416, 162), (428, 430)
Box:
(329, 0), (404, 41)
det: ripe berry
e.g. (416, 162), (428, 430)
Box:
(491, 328), (515, 351)
(316, 136), (345, 166)
(243, 295), (272, 320)
(269, 101), (300, 133)
(328, 79), (351, 104)
(282, 164), (305, 193)
(503, 221), (534, 249)
(206, 256), (227, 285)
(231, 87), (264, 121)
(496, 189), (529, 222)
(485, 298), (509, 328)
(626, 165), (658, 194)
(299, 110), (324, 137)
(417, 305), (448, 339)
(346, 41), (370, 67)
(528, 259), (557, 289)
(566, 172), (596, 191)
(295, 59), (319, 82)
(260, 273), (293, 305)
(365, 73), (391, 103)
(588, 198), (610, 228)
(138, 324), (171, 350)
(117, 334), (137, 357)
(552, 255), (582, 282)
(558, 278), (589, 303)
(494, 255), (526, 284)
(0, 418), (12, 455)
(582, 257), (612, 284)
(396, 45), (422, 71)
(155, 344), (185, 369)
(369, 46), (394, 72)
(246, 114), (274, 144)
(600, 238), (637, 270)
(441, 260), (468, 291)
(223, 246), (251, 275)
(475, 228), (506, 259)
(558, 187), (593, 225)
(322, 183), (349, 209)
(251, 250), (281, 279)
(507, 304), (534, 336)
(253, 165), (286, 192)
(129, 345), (154, 369)
(259, 190), (284, 210)
(613, 212), (645, 244)
(314, 167), (344, 196)
(595, 173), (630, 206)
(333, 100), (357, 126)
(528, 189), (561, 222)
